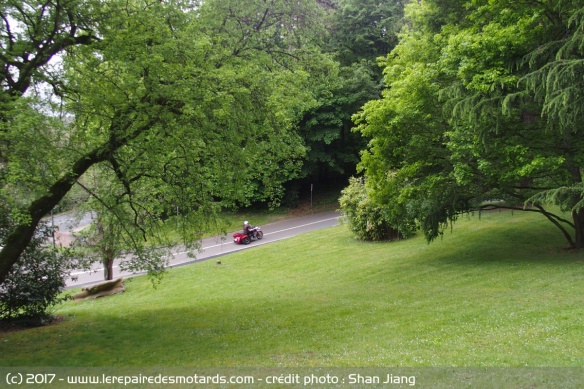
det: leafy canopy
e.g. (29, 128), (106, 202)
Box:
(0, 0), (329, 283)
(354, 0), (584, 247)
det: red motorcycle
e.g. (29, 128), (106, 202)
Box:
(233, 226), (264, 245)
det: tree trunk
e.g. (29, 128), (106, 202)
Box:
(0, 149), (105, 284)
(97, 215), (115, 281)
(0, 115), (155, 284)
(103, 258), (114, 281)
(572, 208), (584, 249)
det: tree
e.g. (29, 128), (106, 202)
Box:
(354, 18), (459, 241)
(0, 203), (73, 322)
(329, 0), (405, 67)
(0, 0), (327, 283)
(294, 0), (405, 187)
(510, 3), (584, 247)
(297, 62), (376, 182)
(354, 0), (584, 248)
(438, 0), (584, 248)
(0, 0), (98, 102)
(71, 168), (149, 282)
(0, 0), (101, 283)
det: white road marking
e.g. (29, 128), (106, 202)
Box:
(173, 216), (340, 254)
(69, 216), (340, 277)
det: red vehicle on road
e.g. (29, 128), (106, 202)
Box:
(233, 226), (263, 245)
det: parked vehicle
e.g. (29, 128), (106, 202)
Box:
(233, 226), (263, 245)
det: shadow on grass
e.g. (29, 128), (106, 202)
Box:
(3, 298), (353, 367)
(415, 210), (584, 267)
(3, 210), (584, 369)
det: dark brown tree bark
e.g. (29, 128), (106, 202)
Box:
(0, 145), (106, 284)
(572, 208), (584, 249)
(0, 1), (100, 283)
(0, 112), (156, 284)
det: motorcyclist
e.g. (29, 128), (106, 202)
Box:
(243, 220), (255, 238)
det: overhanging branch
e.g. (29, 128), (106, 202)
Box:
(479, 203), (576, 248)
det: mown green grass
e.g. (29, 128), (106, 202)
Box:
(2, 210), (584, 368)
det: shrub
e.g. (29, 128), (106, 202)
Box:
(339, 177), (408, 241)
(0, 222), (73, 324)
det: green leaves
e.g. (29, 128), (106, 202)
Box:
(353, 0), (584, 247)
(329, 0), (404, 66)
(0, 0), (332, 283)
(339, 177), (410, 241)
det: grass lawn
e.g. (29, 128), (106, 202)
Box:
(1, 210), (584, 385)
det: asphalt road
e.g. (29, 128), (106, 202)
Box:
(66, 211), (342, 288)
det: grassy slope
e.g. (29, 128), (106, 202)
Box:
(2, 210), (584, 367)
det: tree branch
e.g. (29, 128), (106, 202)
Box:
(479, 203), (576, 247)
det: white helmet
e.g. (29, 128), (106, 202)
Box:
(244, 221), (249, 224)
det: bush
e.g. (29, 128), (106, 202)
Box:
(339, 177), (408, 241)
(0, 223), (73, 324)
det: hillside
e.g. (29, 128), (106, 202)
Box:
(1, 210), (584, 387)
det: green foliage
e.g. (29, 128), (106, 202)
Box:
(0, 0), (329, 282)
(328, 0), (405, 66)
(294, 0), (406, 184)
(339, 177), (409, 240)
(527, 184), (584, 213)
(353, 0), (584, 247)
(63, 0), (316, 276)
(64, 0), (316, 212)
(298, 62), (376, 179)
(353, 23), (463, 241)
(515, 2), (584, 132)
(0, 221), (73, 323)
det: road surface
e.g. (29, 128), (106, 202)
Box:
(66, 211), (342, 288)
